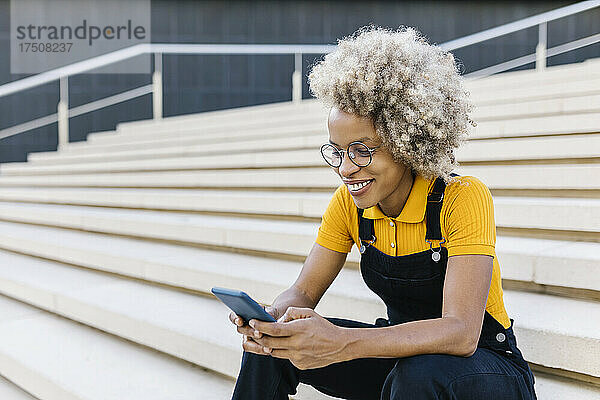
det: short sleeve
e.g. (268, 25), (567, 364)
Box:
(316, 185), (354, 253)
(443, 177), (496, 258)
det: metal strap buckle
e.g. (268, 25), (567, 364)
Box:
(425, 237), (446, 262)
(359, 235), (377, 254)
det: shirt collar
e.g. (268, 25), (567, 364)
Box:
(362, 175), (433, 223)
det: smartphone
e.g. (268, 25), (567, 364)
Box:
(211, 287), (277, 323)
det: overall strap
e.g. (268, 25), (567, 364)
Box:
(357, 208), (374, 242)
(425, 177), (447, 241)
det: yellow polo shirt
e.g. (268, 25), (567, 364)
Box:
(316, 175), (511, 329)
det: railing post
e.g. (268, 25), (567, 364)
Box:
(57, 76), (69, 148)
(153, 52), (163, 120)
(536, 22), (547, 71)
(292, 52), (302, 103)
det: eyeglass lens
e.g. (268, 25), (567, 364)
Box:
(321, 143), (373, 167)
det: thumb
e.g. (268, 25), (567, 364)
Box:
(264, 305), (279, 319)
(278, 306), (314, 323)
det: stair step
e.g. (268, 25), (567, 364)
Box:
(503, 291), (600, 377)
(465, 58), (600, 90)
(0, 203), (597, 294)
(458, 164), (600, 190)
(496, 236), (600, 293)
(0, 295), (236, 400)
(0, 167), (340, 188)
(475, 92), (600, 120)
(115, 114), (325, 142)
(0, 164), (598, 190)
(457, 133), (600, 162)
(473, 112), (600, 139)
(0, 188), (597, 234)
(471, 75), (600, 104)
(116, 101), (325, 135)
(25, 132), (325, 166)
(0, 187), (331, 217)
(8, 149), (325, 175)
(76, 121), (325, 151)
(0, 376), (37, 400)
(532, 375), (600, 400)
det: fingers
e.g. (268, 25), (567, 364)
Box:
(248, 316), (302, 336)
(230, 312), (264, 338)
(282, 306), (315, 321)
(229, 312), (245, 327)
(266, 348), (292, 360)
(230, 313), (270, 354)
(242, 334), (272, 355)
(252, 333), (293, 351)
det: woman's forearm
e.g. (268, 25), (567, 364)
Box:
(341, 316), (479, 360)
(270, 285), (318, 318)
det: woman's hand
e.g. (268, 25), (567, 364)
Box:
(229, 306), (280, 357)
(248, 307), (349, 370)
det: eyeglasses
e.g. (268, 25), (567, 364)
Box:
(320, 141), (381, 168)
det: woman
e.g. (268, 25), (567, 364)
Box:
(229, 26), (537, 400)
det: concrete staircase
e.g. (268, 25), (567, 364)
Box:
(0, 57), (599, 399)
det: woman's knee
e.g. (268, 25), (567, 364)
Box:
(380, 354), (533, 400)
(380, 355), (450, 399)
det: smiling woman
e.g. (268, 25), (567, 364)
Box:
(229, 25), (537, 400)
(324, 108), (413, 218)
(309, 25), (475, 182)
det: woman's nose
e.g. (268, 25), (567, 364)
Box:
(338, 152), (360, 177)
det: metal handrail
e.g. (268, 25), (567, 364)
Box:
(0, 44), (337, 143)
(465, 32), (600, 78)
(0, 0), (598, 145)
(440, 0), (599, 51)
(0, 44), (336, 99)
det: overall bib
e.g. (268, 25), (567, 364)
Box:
(232, 177), (537, 400)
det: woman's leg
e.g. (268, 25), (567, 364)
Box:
(231, 317), (398, 400)
(380, 348), (536, 400)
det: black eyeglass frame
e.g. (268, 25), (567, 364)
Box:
(320, 141), (382, 168)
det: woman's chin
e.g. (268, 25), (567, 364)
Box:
(352, 196), (376, 210)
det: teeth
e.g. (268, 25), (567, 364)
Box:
(348, 180), (371, 191)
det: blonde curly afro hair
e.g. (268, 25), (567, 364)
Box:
(308, 25), (476, 181)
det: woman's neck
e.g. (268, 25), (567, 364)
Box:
(378, 170), (414, 219)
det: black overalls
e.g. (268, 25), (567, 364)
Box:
(232, 177), (537, 400)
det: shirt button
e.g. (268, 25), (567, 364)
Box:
(389, 221), (395, 227)
(391, 243), (395, 248)
(496, 333), (506, 343)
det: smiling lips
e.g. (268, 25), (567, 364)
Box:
(345, 179), (374, 194)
